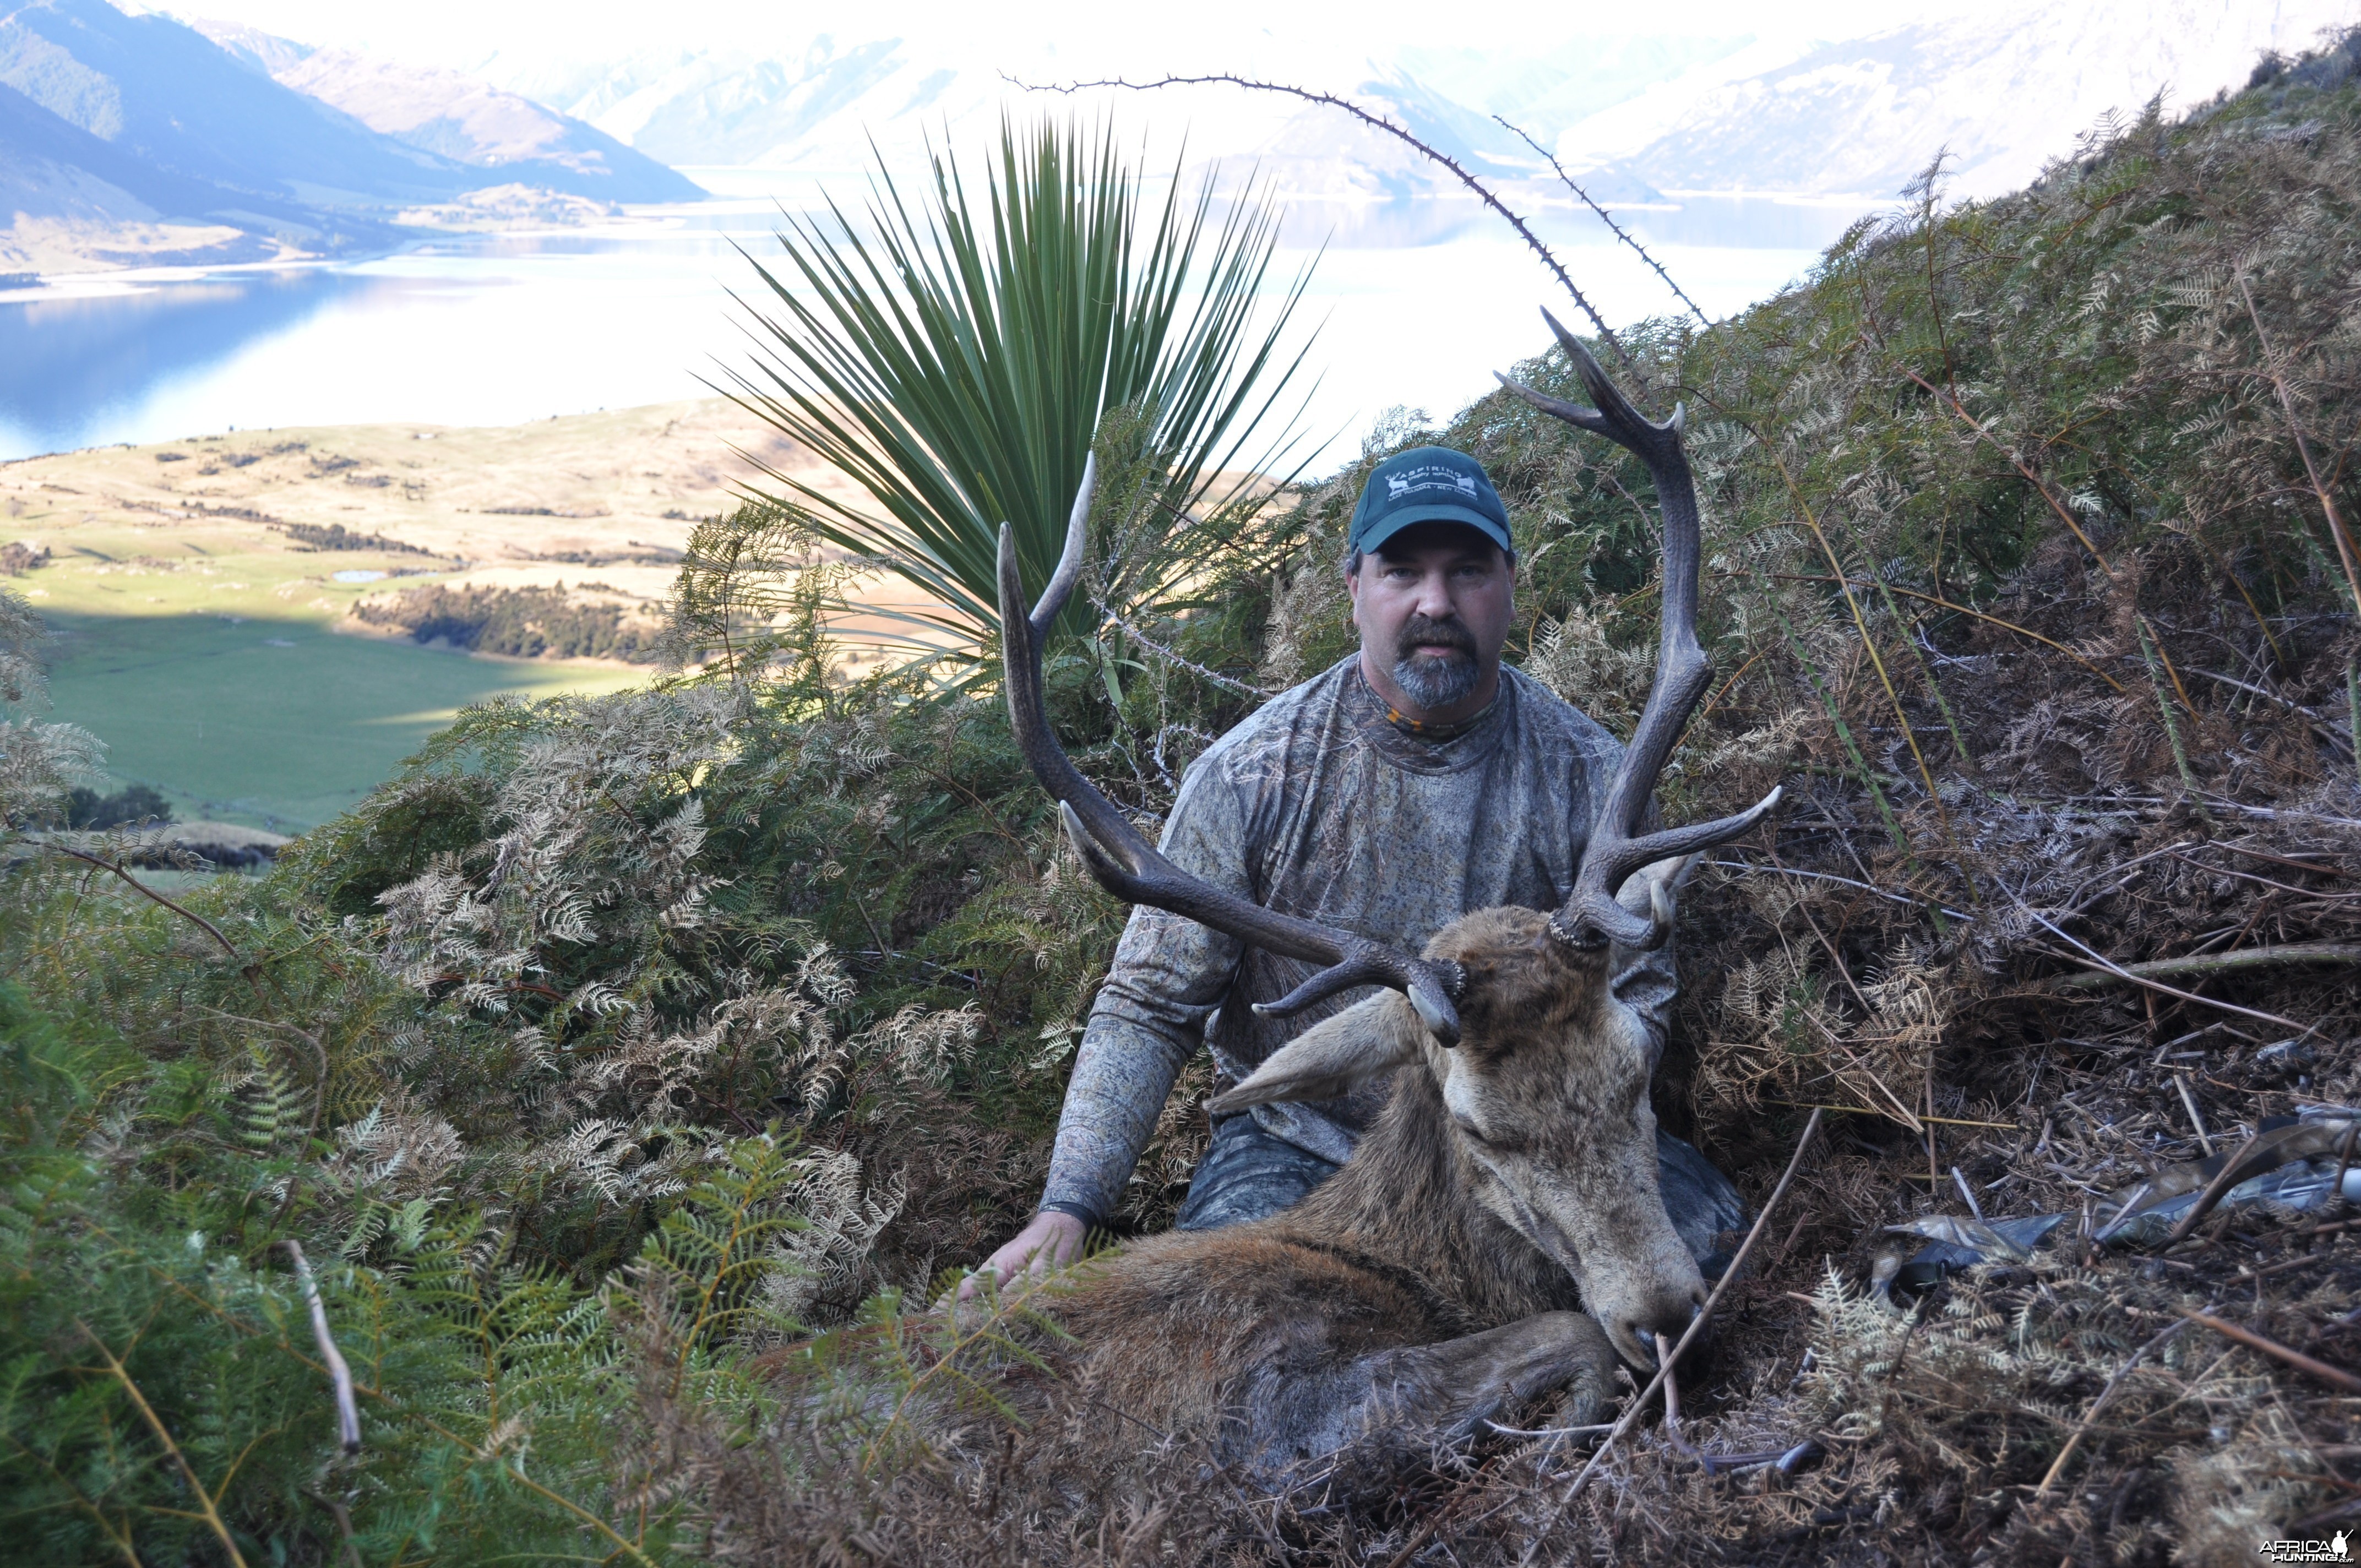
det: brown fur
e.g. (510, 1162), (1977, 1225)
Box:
(1002, 899), (1706, 1487)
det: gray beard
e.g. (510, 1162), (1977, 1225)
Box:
(1391, 648), (1481, 710)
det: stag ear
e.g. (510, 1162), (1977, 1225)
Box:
(1614, 853), (1700, 940)
(1206, 994), (1429, 1114)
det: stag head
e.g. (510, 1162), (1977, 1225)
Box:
(996, 319), (1777, 1366)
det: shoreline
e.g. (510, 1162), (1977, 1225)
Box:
(0, 202), (714, 309)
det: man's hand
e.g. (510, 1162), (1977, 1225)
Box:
(957, 1210), (1086, 1302)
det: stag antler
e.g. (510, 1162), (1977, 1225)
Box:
(1498, 311), (1781, 950)
(999, 456), (1468, 1043)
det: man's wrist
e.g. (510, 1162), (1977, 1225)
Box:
(1037, 1201), (1100, 1229)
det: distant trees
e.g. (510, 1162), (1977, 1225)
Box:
(62, 783), (172, 829)
(355, 583), (660, 662)
(274, 521), (432, 555)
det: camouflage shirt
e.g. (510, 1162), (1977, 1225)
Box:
(1040, 656), (1680, 1224)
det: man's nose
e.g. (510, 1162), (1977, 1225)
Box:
(1411, 570), (1456, 619)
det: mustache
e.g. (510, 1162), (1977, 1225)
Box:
(1396, 614), (1476, 661)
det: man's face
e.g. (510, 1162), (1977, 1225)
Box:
(1347, 522), (1516, 722)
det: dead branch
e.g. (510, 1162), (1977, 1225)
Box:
(2035, 1320), (2190, 1495)
(47, 842), (241, 960)
(1706, 859), (1976, 921)
(2186, 1311), (2361, 1395)
(2056, 942), (2361, 989)
(1654, 1332), (1793, 1473)
(1899, 364), (2117, 576)
(1490, 115), (1709, 325)
(78, 1321), (253, 1568)
(1012, 71), (1642, 380)
(280, 1241), (362, 1454)
(2009, 893), (2313, 1033)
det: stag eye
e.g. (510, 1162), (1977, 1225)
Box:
(1449, 1114), (1488, 1145)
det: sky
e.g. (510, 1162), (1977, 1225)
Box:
(162, 2), (1927, 73)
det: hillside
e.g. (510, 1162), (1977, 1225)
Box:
(0, 399), (857, 825)
(0, 0), (699, 275)
(0, 26), (2358, 1568)
(195, 23), (701, 203)
(0, 398), (945, 824)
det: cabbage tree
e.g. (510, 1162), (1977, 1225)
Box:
(724, 117), (1314, 656)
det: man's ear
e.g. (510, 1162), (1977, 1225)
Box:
(1206, 993), (1427, 1114)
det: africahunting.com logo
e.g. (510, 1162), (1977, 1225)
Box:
(2260, 1531), (2351, 1562)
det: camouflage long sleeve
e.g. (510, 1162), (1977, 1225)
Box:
(1037, 657), (1680, 1224)
(1036, 774), (1252, 1223)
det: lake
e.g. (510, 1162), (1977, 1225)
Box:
(0, 179), (1865, 470)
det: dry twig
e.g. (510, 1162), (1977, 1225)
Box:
(280, 1241), (362, 1455)
(2186, 1311), (2361, 1395)
(78, 1322), (252, 1568)
(2056, 941), (2361, 989)
(2035, 1320), (2189, 1495)
(1015, 72), (1640, 378)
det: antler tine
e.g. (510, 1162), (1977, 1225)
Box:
(997, 469), (1467, 1043)
(1026, 451), (1096, 643)
(1501, 309), (1780, 950)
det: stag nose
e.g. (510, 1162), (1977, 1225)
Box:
(1626, 1286), (1707, 1362)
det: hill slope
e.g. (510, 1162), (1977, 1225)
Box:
(0, 0), (701, 274)
(193, 21), (703, 203)
(0, 0), (457, 204)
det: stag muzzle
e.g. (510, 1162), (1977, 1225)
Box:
(1511, 1172), (1709, 1370)
(1585, 1252), (1709, 1371)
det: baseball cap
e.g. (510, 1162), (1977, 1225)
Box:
(1348, 446), (1514, 559)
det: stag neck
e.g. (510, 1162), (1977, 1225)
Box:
(1278, 1064), (1575, 1327)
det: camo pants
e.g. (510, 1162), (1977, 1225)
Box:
(1174, 1114), (1750, 1280)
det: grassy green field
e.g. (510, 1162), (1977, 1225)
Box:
(0, 409), (780, 831)
(46, 611), (645, 830)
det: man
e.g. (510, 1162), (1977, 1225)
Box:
(969, 444), (1742, 1295)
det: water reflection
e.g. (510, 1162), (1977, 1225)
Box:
(0, 271), (391, 452)
(0, 190), (1863, 466)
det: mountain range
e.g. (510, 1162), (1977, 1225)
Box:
(6, 0), (2356, 284)
(0, 0), (699, 276)
(461, 2), (2354, 209)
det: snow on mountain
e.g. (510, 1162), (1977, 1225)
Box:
(263, 48), (703, 201)
(439, 4), (2357, 241)
(0, 1), (705, 275)
(1558, 0), (2361, 199)
(190, 14), (309, 77)
(466, 29), (1723, 187)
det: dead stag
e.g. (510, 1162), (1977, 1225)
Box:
(989, 318), (1781, 1485)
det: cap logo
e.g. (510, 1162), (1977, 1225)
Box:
(1384, 464), (1481, 502)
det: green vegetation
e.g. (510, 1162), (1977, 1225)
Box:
(61, 781), (171, 828)
(45, 611), (643, 830)
(353, 582), (662, 663)
(274, 521), (436, 556)
(4, 40), (2361, 1565)
(730, 116), (1313, 655)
